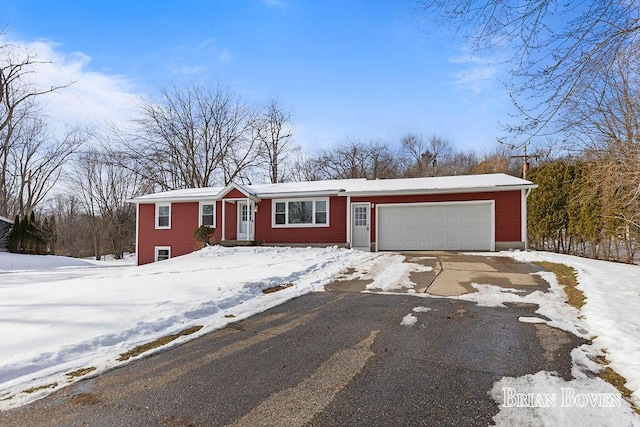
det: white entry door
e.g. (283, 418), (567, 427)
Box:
(351, 203), (370, 250)
(237, 201), (254, 240)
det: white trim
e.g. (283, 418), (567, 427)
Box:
(346, 196), (351, 245)
(375, 200), (495, 252)
(523, 188), (533, 250)
(271, 197), (330, 228)
(199, 201), (216, 227)
(340, 185), (536, 198)
(135, 203), (140, 266)
(154, 246), (171, 262)
(222, 200), (226, 240)
(351, 202), (371, 251)
(237, 200), (255, 240)
(218, 182), (260, 202)
(155, 203), (171, 229)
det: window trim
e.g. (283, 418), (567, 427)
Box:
(199, 201), (216, 227)
(271, 198), (330, 228)
(155, 246), (171, 262)
(155, 203), (171, 229)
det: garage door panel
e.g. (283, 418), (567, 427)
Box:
(377, 203), (492, 251)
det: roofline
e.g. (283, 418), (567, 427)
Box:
(0, 215), (14, 224)
(127, 195), (217, 204)
(340, 184), (537, 197)
(127, 182), (538, 204)
(255, 189), (345, 199)
(218, 182), (260, 202)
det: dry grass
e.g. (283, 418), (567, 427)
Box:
(22, 383), (58, 394)
(117, 325), (203, 362)
(263, 283), (293, 294)
(66, 367), (97, 379)
(598, 364), (640, 414)
(534, 262), (585, 309)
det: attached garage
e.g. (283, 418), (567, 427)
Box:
(376, 201), (494, 251)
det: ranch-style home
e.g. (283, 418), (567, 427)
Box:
(129, 173), (537, 265)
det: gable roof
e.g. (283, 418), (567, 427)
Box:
(128, 173), (536, 203)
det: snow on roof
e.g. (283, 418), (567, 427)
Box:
(129, 174), (535, 203)
(247, 178), (366, 196)
(131, 186), (224, 202)
(339, 173), (534, 195)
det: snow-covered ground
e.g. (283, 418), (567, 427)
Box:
(478, 250), (640, 425)
(1, 247), (639, 426)
(0, 246), (374, 409)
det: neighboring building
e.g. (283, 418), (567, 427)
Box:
(129, 173), (537, 265)
(0, 215), (14, 252)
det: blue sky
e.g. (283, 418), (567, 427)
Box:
(1, 0), (512, 152)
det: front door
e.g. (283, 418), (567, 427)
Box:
(237, 201), (253, 240)
(351, 203), (370, 250)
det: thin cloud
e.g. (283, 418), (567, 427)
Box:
(2, 37), (142, 130)
(450, 53), (504, 94)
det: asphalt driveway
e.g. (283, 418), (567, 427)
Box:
(0, 252), (584, 426)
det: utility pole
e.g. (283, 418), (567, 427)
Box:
(500, 140), (538, 180)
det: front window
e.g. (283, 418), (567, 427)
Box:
(200, 202), (215, 226)
(273, 199), (329, 227)
(156, 204), (171, 229)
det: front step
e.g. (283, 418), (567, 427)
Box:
(220, 240), (258, 247)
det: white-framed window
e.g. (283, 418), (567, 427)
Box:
(199, 201), (216, 227)
(272, 198), (329, 227)
(155, 203), (171, 229)
(155, 246), (171, 262)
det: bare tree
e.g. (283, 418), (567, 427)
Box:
(254, 98), (294, 183)
(72, 148), (141, 259)
(314, 139), (398, 180)
(400, 134), (452, 177)
(10, 118), (84, 216)
(288, 148), (322, 182)
(417, 1), (640, 142)
(1, 35), (73, 216)
(116, 84), (260, 190)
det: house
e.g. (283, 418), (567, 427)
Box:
(0, 215), (14, 252)
(129, 173), (537, 265)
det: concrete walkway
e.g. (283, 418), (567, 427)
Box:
(325, 251), (549, 296)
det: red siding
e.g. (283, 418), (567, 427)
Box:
(351, 190), (522, 243)
(218, 200), (237, 240)
(223, 188), (249, 199)
(138, 202), (202, 265)
(255, 197), (347, 244)
(137, 189), (523, 264)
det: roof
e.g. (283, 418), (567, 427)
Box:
(0, 215), (14, 224)
(128, 173), (536, 203)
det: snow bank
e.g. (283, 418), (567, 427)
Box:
(505, 250), (640, 403)
(0, 245), (374, 409)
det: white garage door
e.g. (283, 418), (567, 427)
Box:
(377, 202), (493, 251)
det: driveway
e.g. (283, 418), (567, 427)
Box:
(326, 251), (549, 296)
(0, 252), (584, 426)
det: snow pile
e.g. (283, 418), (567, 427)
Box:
(0, 246), (374, 409)
(453, 273), (588, 339)
(506, 250), (640, 404)
(339, 252), (433, 292)
(400, 313), (418, 326)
